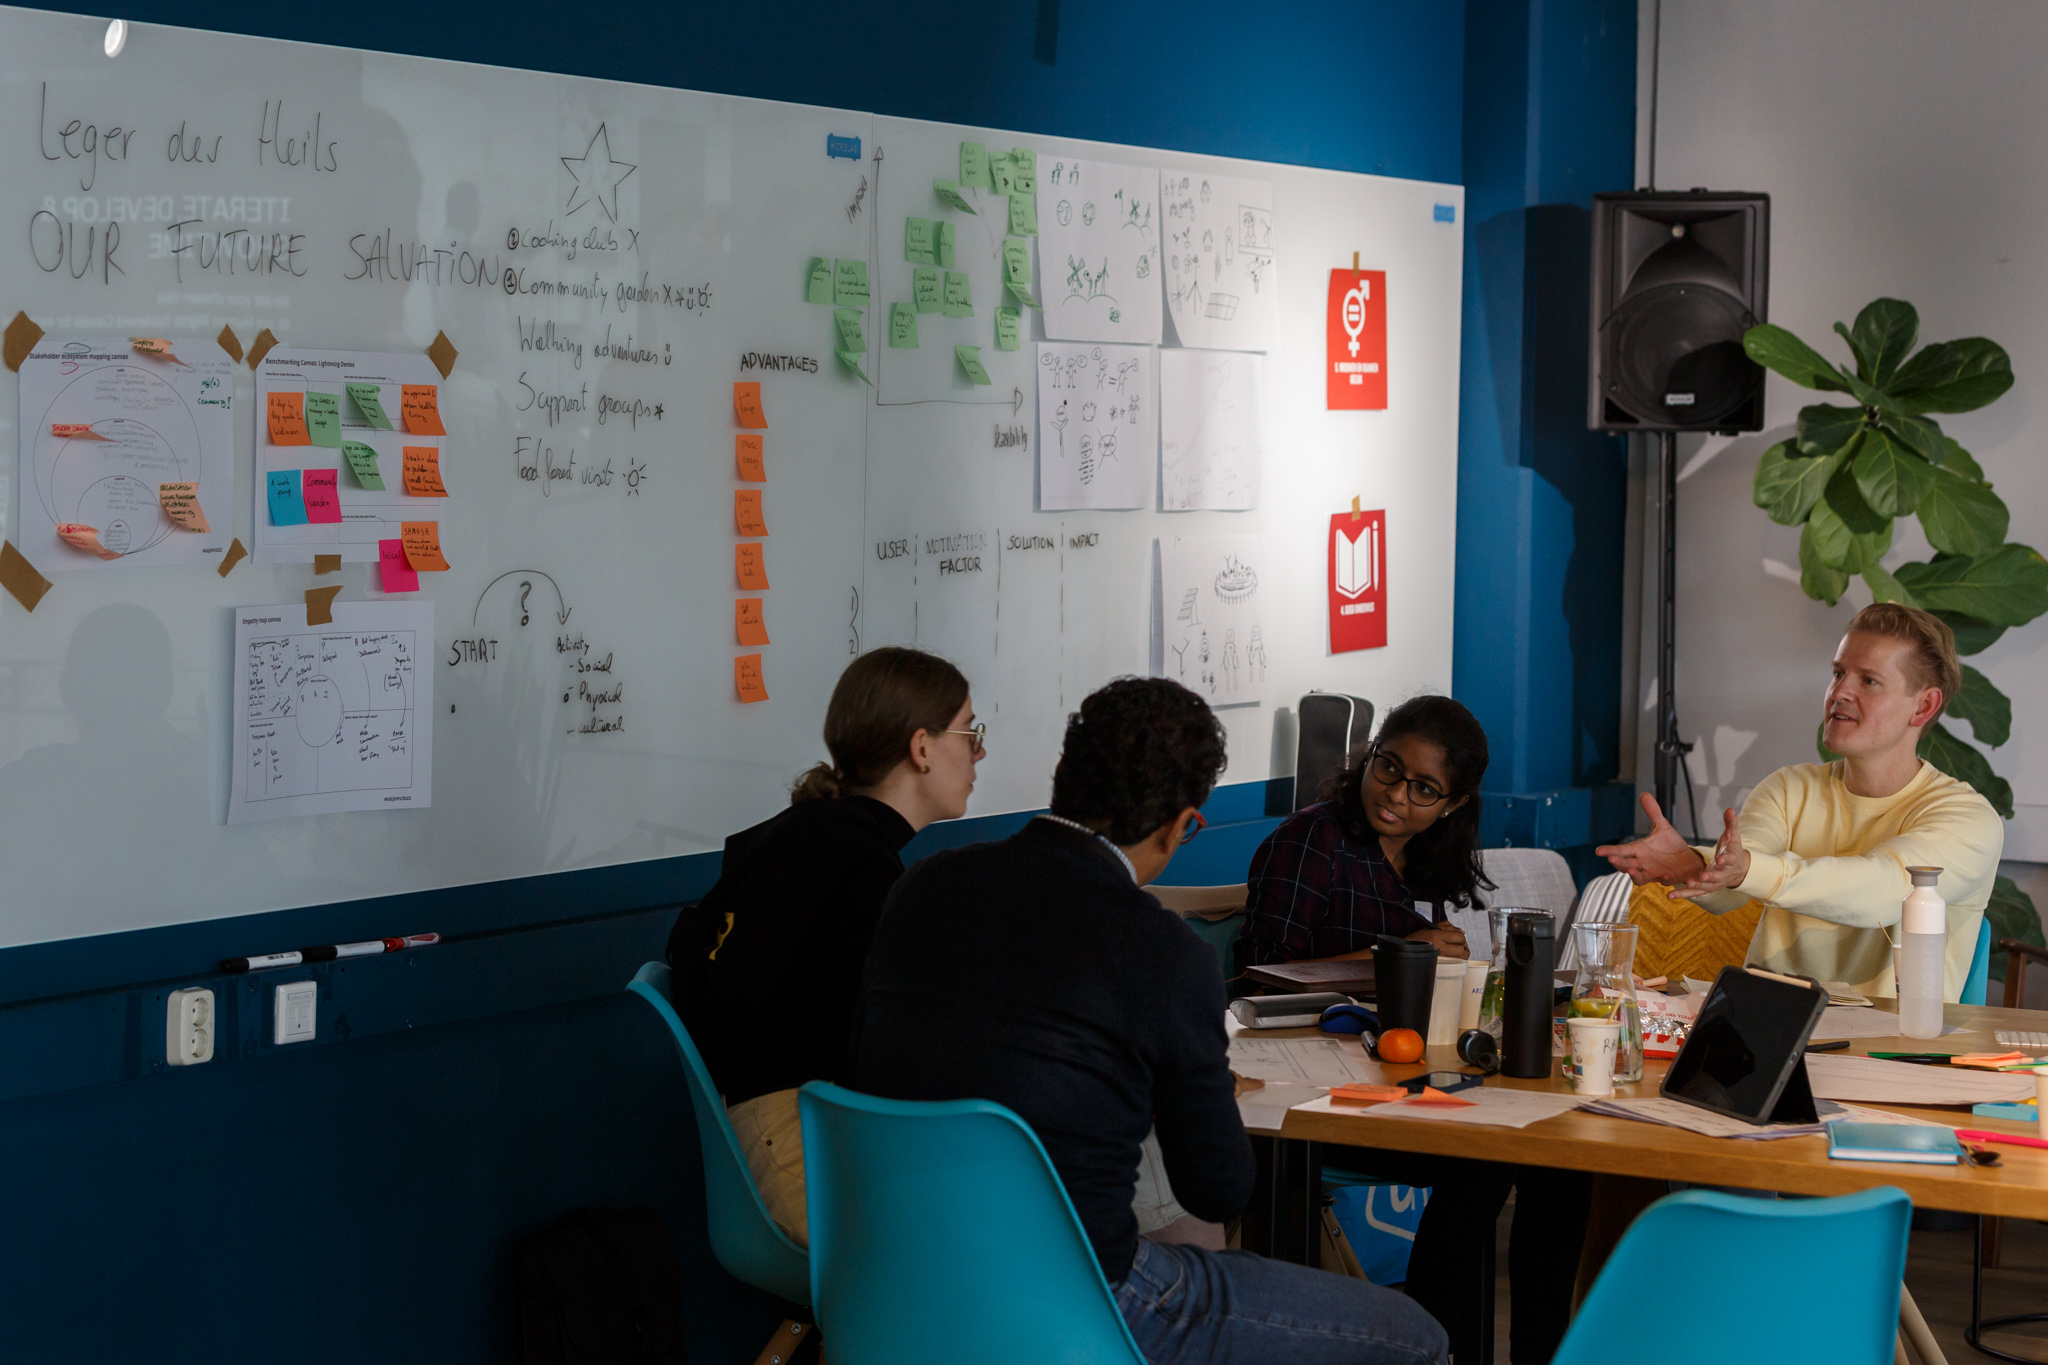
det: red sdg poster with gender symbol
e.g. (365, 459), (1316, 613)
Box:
(1326, 269), (1388, 409)
(1329, 509), (1387, 652)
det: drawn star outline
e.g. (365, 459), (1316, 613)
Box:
(562, 123), (637, 224)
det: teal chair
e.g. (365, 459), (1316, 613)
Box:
(798, 1080), (1146, 1365)
(1555, 1186), (1910, 1365)
(1963, 916), (1992, 1006)
(625, 962), (811, 1307)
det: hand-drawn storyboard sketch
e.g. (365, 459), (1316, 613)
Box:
(1036, 341), (1155, 511)
(1160, 170), (1279, 352)
(17, 339), (235, 570)
(1037, 157), (1162, 345)
(1153, 534), (1272, 708)
(1160, 349), (1265, 511)
(228, 600), (435, 824)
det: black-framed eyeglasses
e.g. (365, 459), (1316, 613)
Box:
(1367, 748), (1448, 807)
(943, 722), (987, 756)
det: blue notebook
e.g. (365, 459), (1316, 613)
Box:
(1825, 1121), (1963, 1164)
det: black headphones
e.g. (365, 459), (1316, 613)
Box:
(1455, 1028), (1501, 1075)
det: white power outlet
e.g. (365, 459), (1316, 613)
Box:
(273, 980), (317, 1045)
(166, 987), (215, 1066)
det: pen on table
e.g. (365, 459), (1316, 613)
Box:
(1869, 1051), (1954, 1065)
(223, 932), (440, 974)
(1804, 1039), (1850, 1053)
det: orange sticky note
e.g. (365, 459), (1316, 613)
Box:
(130, 337), (187, 366)
(736, 434), (766, 482)
(1402, 1087), (1478, 1107)
(400, 520), (450, 572)
(735, 490), (768, 537)
(56, 523), (120, 560)
(736, 598), (770, 646)
(733, 381), (768, 429)
(51, 423), (109, 442)
(735, 653), (769, 703)
(267, 391), (310, 445)
(402, 446), (449, 496)
(158, 482), (210, 532)
(400, 384), (446, 435)
(735, 543), (769, 590)
(1328, 1084), (1408, 1106)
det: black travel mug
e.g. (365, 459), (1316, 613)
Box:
(1372, 935), (1439, 1036)
(1500, 910), (1556, 1078)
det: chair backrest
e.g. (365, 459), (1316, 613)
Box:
(799, 1081), (1146, 1365)
(1963, 915), (1991, 1006)
(1481, 847), (1579, 919)
(625, 962), (811, 1306)
(1555, 1186), (1910, 1365)
(1622, 879), (1764, 982)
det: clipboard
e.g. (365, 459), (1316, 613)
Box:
(1661, 966), (1828, 1126)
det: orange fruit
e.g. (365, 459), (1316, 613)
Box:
(1377, 1027), (1424, 1063)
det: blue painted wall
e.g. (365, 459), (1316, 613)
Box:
(0, 5), (1472, 1362)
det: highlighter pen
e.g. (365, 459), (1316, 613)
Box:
(1869, 1052), (1955, 1065)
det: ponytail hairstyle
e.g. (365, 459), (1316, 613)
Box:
(791, 647), (971, 804)
(1326, 694), (1494, 909)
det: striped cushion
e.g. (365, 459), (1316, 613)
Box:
(1558, 871), (1633, 971)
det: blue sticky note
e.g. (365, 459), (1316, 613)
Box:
(1433, 203), (1457, 223)
(266, 469), (308, 526)
(827, 134), (862, 161)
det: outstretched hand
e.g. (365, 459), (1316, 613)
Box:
(1668, 807), (1751, 899)
(1594, 793), (1708, 887)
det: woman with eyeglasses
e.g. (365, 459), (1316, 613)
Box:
(1239, 694), (1492, 970)
(667, 646), (983, 1247)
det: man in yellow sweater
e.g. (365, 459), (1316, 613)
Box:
(1597, 602), (2003, 1000)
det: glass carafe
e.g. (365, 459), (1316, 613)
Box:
(1476, 907), (1515, 1038)
(1567, 922), (1643, 1083)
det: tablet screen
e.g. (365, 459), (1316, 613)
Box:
(1662, 967), (1827, 1122)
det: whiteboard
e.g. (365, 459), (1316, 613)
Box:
(0, 7), (1462, 949)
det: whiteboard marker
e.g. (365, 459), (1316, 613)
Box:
(223, 950), (303, 974)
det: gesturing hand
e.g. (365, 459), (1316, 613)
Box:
(1670, 807), (1751, 899)
(1594, 793), (1708, 887)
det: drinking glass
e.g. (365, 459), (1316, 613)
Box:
(1568, 922), (1644, 1083)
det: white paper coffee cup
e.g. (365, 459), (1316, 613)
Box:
(1568, 1017), (1622, 1097)
(1460, 959), (1489, 1031)
(1428, 959), (1469, 1046)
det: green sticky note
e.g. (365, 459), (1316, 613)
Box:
(912, 266), (943, 313)
(836, 350), (873, 386)
(806, 256), (835, 305)
(933, 180), (977, 214)
(960, 141), (991, 189)
(905, 217), (936, 265)
(1012, 147), (1037, 178)
(1007, 280), (1043, 311)
(341, 440), (385, 491)
(942, 270), (973, 318)
(304, 391), (342, 447)
(1002, 237), (1032, 285)
(955, 345), (992, 386)
(1012, 159), (1037, 197)
(995, 307), (1021, 351)
(833, 258), (870, 306)
(345, 381), (393, 430)
(936, 221), (955, 269)
(1009, 193), (1037, 237)
(833, 308), (866, 354)
(889, 302), (919, 349)
(989, 154), (1015, 197)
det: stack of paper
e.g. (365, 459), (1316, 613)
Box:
(1227, 1036), (1374, 1087)
(1805, 1052), (2038, 1105)
(1579, 1097), (1945, 1141)
(1292, 1087), (1585, 1130)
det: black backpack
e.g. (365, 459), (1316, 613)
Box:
(518, 1207), (688, 1365)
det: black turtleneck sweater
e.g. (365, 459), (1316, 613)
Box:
(669, 794), (915, 1106)
(850, 818), (1253, 1282)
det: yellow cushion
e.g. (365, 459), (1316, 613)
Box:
(1626, 882), (1765, 983)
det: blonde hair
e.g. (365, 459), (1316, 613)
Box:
(1845, 602), (1962, 722)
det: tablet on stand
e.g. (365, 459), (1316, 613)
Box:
(1661, 966), (1830, 1126)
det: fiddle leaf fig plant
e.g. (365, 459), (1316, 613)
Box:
(1744, 300), (2048, 966)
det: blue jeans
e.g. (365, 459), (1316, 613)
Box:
(1114, 1237), (1448, 1365)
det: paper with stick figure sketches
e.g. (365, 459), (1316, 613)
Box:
(1160, 170), (1278, 352)
(1036, 342), (1154, 511)
(1153, 534), (1272, 707)
(18, 338), (235, 570)
(1036, 157), (1161, 345)
(228, 599), (434, 824)
(1161, 350), (1264, 510)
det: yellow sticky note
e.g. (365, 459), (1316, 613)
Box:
(267, 391), (310, 445)
(735, 489), (768, 537)
(402, 446), (449, 497)
(736, 434), (766, 482)
(735, 543), (770, 590)
(735, 653), (769, 704)
(400, 521), (451, 572)
(400, 385), (446, 435)
(158, 482), (211, 532)
(736, 598), (770, 646)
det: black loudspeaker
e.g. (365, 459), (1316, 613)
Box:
(1294, 692), (1373, 811)
(1589, 190), (1770, 434)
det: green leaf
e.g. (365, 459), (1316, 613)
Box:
(1798, 523), (1850, 605)
(1932, 609), (2008, 656)
(1894, 544), (2048, 626)
(1743, 324), (1852, 392)
(1916, 464), (2010, 556)
(1884, 411), (1946, 463)
(1918, 720), (2014, 818)
(1938, 440), (1986, 482)
(1795, 403), (1866, 456)
(1889, 337), (2015, 413)
(1832, 322), (1870, 382)
(1808, 496), (1892, 573)
(1861, 563), (1918, 607)
(1987, 876), (2045, 981)
(1753, 444), (1838, 526)
(1815, 720), (1844, 763)
(1850, 298), (1919, 386)
(1948, 663), (2011, 748)
(1851, 428), (1937, 516)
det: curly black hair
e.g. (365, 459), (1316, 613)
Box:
(1051, 677), (1227, 845)
(1327, 694), (1493, 909)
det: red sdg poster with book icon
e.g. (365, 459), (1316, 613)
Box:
(1326, 268), (1388, 409)
(1329, 508), (1387, 652)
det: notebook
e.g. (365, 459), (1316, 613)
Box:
(1825, 1120), (1963, 1164)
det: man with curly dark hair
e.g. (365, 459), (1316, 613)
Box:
(853, 677), (1448, 1365)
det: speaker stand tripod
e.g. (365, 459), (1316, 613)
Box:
(1652, 430), (1695, 828)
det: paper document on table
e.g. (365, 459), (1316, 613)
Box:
(1821, 982), (1874, 1006)
(1238, 1082), (1325, 1131)
(1809, 1006), (1971, 1042)
(1579, 1097), (1948, 1140)
(1293, 1087), (1585, 1130)
(1228, 1036), (1373, 1087)
(1805, 1052), (2037, 1105)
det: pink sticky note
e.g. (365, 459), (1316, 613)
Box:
(378, 538), (420, 592)
(302, 468), (342, 524)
